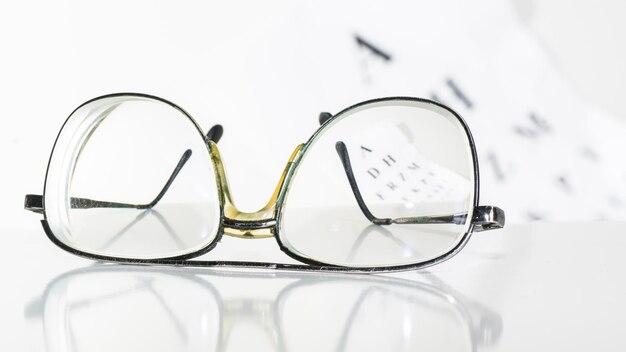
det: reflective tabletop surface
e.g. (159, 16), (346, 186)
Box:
(4, 221), (625, 351)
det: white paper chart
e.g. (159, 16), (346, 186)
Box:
(344, 122), (472, 206)
(266, 0), (626, 223)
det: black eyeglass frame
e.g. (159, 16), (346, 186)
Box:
(24, 93), (504, 273)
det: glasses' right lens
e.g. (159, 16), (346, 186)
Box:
(279, 99), (476, 268)
(44, 95), (221, 259)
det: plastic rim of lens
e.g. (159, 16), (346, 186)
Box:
(42, 93), (223, 260)
(275, 97), (479, 269)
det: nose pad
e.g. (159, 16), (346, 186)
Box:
(207, 141), (304, 239)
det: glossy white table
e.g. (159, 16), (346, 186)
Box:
(7, 221), (624, 351)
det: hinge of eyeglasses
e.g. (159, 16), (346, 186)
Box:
(471, 206), (505, 232)
(24, 194), (44, 214)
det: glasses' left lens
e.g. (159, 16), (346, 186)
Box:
(44, 95), (221, 259)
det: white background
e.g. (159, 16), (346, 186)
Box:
(1, 0), (626, 350)
(1, 0), (626, 228)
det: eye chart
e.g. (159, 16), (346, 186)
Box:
(284, 0), (626, 222)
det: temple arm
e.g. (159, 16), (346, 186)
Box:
(25, 124), (225, 214)
(25, 148), (192, 213)
(335, 141), (392, 225)
(335, 141), (504, 231)
(394, 206), (505, 232)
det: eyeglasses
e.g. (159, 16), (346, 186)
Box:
(24, 93), (504, 273)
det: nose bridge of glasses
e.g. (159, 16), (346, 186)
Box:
(208, 141), (304, 239)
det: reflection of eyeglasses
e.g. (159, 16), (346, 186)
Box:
(25, 266), (503, 351)
(24, 93), (504, 272)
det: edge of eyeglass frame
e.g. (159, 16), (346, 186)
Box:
(269, 96), (490, 272)
(30, 93), (501, 273)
